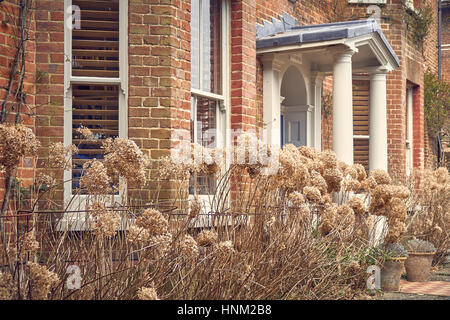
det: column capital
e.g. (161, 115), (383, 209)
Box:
(369, 67), (389, 80)
(329, 46), (358, 63)
(260, 53), (284, 72)
(310, 70), (324, 85)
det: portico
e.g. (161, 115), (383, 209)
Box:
(257, 19), (400, 170)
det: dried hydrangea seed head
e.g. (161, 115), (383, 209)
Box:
(0, 272), (14, 300)
(323, 168), (343, 193)
(27, 262), (59, 300)
(102, 138), (150, 185)
(75, 126), (94, 140)
(303, 186), (322, 203)
(352, 163), (367, 181)
(156, 156), (190, 182)
(289, 191), (305, 206)
(36, 173), (56, 188)
(80, 159), (112, 195)
(369, 169), (392, 185)
(310, 170), (328, 194)
(216, 240), (235, 255)
(88, 202), (121, 238)
(197, 230), (218, 246)
(320, 150), (338, 169)
(136, 208), (168, 236)
(0, 124), (40, 173)
(348, 196), (366, 215)
(188, 198), (202, 219)
(127, 225), (150, 243)
(137, 287), (159, 300)
(179, 234), (199, 259)
(47, 142), (78, 170)
(23, 231), (39, 253)
(343, 179), (361, 192)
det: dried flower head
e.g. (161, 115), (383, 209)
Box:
(75, 126), (94, 140)
(27, 262), (59, 300)
(323, 168), (343, 193)
(289, 191), (305, 206)
(150, 232), (173, 258)
(103, 138), (150, 185)
(137, 287), (159, 300)
(0, 124), (40, 173)
(197, 230), (218, 247)
(189, 198), (202, 219)
(22, 231), (39, 253)
(156, 156), (190, 182)
(348, 196), (366, 215)
(80, 159), (112, 195)
(216, 240), (235, 255)
(127, 225), (150, 243)
(36, 172), (56, 188)
(370, 169), (392, 185)
(0, 272), (14, 300)
(179, 234), (199, 259)
(47, 142), (78, 170)
(89, 202), (120, 238)
(136, 208), (168, 236)
(303, 186), (322, 203)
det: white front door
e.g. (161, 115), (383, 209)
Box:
(282, 106), (309, 147)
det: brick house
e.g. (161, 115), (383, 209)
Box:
(0, 0), (443, 210)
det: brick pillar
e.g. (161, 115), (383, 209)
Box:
(230, 0), (257, 132)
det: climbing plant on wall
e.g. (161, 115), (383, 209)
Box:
(424, 70), (450, 154)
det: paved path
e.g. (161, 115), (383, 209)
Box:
(399, 279), (450, 296)
(378, 265), (450, 300)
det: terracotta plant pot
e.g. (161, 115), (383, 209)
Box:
(381, 258), (406, 292)
(404, 252), (435, 282)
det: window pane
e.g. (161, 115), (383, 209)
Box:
(72, 0), (120, 78)
(189, 97), (217, 195)
(72, 84), (119, 193)
(191, 0), (222, 94)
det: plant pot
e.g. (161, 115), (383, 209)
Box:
(381, 258), (406, 292)
(404, 252), (435, 282)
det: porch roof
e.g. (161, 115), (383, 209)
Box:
(257, 19), (400, 70)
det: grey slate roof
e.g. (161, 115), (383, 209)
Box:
(256, 19), (400, 67)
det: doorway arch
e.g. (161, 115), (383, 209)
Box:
(280, 65), (310, 147)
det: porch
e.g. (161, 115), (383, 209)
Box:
(257, 19), (400, 170)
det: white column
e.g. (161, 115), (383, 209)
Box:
(311, 72), (323, 150)
(261, 54), (282, 148)
(369, 69), (388, 171)
(332, 48), (356, 165)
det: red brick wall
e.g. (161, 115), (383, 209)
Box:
(0, 0), (36, 210)
(442, 7), (450, 84)
(231, 0), (257, 131)
(35, 0), (65, 205)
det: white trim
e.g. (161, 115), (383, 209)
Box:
(63, 0), (128, 215)
(354, 135), (370, 140)
(190, 0), (230, 203)
(191, 88), (225, 101)
(406, 86), (413, 176)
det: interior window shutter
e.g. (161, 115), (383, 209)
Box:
(70, 0), (120, 192)
(72, 0), (120, 78)
(352, 80), (370, 171)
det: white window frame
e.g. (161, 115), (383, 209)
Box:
(63, 0), (128, 214)
(406, 85), (413, 176)
(189, 0), (230, 226)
